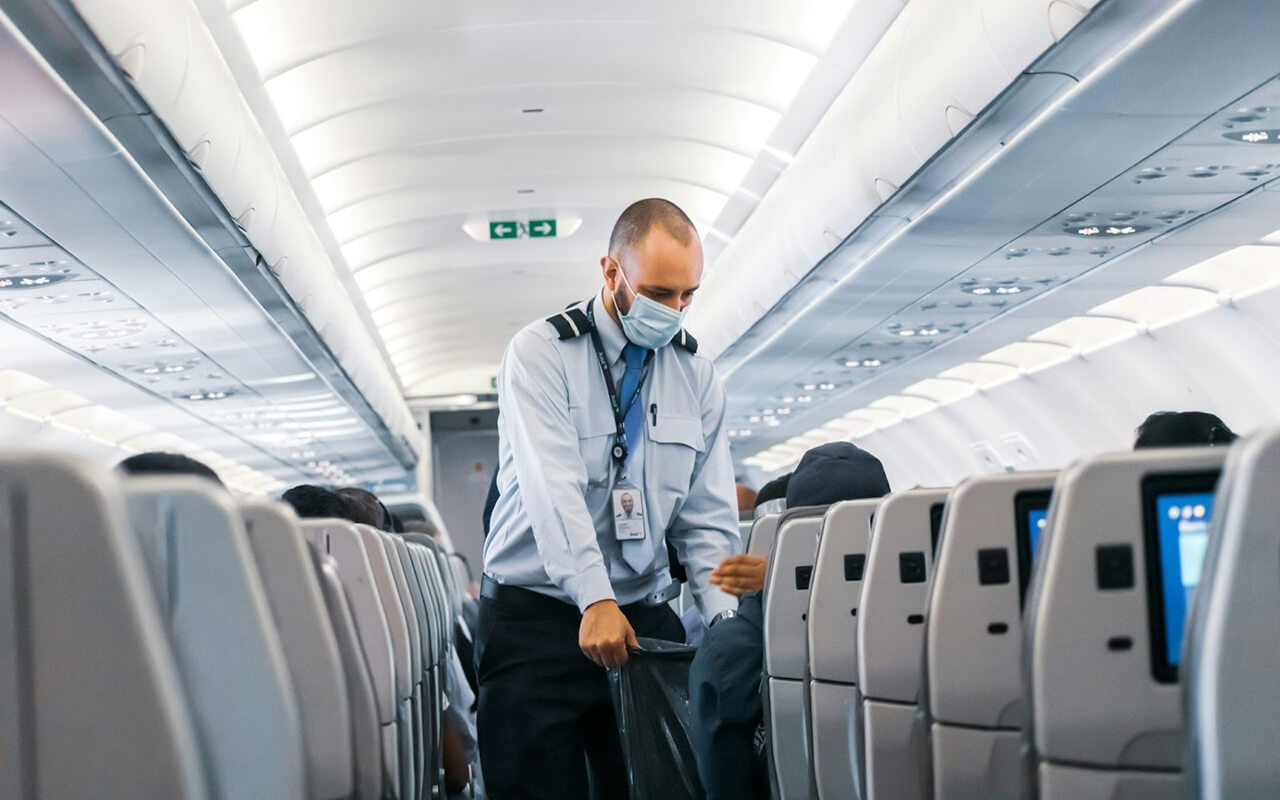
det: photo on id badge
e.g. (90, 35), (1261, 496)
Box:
(612, 488), (646, 541)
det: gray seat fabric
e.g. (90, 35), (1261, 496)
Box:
(746, 512), (781, 558)
(925, 471), (1055, 800)
(856, 488), (948, 800)
(304, 519), (400, 798)
(807, 499), (879, 800)
(379, 531), (426, 800)
(1185, 427), (1280, 799)
(311, 546), (383, 800)
(124, 478), (305, 800)
(762, 506), (827, 800)
(242, 501), (353, 800)
(0, 453), (207, 800)
(1026, 448), (1225, 800)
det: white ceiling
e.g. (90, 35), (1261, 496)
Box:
(210, 0), (883, 396)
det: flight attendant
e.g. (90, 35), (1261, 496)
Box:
(478, 198), (740, 799)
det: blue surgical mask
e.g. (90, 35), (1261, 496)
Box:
(615, 268), (686, 349)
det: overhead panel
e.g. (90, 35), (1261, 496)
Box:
(192, 0), (890, 397)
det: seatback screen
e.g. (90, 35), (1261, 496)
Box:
(1142, 472), (1218, 682)
(1014, 490), (1052, 605)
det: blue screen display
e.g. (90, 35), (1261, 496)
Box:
(1027, 508), (1048, 562)
(1154, 491), (1215, 667)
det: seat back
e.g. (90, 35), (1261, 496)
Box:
(925, 470), (1055, 800)
(1027, 447), (1224, 795)
(927, 471), (1056, 728)
(125, 478), (304, 800)
(808, 499), (880, 800)
(856, 488), (948, 800)
(763, 506), (827, 800)
(1185, 428), (1280, 799)
(310, 547), (382, 800)
(303, 519), (399, 797)
(0, 453), (206, 800)
(746, 512), (781, 558)
(377, 530), (425, 800)
(241, 501), (353, 800)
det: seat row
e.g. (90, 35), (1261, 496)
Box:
(749, 427), (1280, 800)
(0, 452), (465, 800)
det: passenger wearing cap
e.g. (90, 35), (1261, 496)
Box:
(688, 442), (891, 800)
(477, 199), (740, 799)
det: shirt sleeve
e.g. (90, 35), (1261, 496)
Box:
(666, 363), (741, 622)
(497, 328), (615, 612)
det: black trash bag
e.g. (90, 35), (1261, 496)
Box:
(609, 637), (705, 800)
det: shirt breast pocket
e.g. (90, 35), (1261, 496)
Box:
(571, 405), (616, 488)
(647, 412), (705, 516)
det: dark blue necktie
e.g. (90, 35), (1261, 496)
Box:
(620, 343), (649, 466)
(619, 343), (651, 572)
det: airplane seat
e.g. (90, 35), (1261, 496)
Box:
(379, 532), (427, 800)
(924, 470), (1056, 800)
(304, 520), (401, 799)
(746, 512), (781, 558)
(807, 498), (881, 800)
(124, 478), (305, 800)
(392, 536), (437, 800)
(310, 545), (384, 800)
(405, 535), (451, 796)
(856, 488), (949, 800)
(1184, 428), (1280, 800)
(355, 524), (416, 800)
(739, 518), (753, 552)
(0, 453), (207, 799)
(1025, 448), (1225, 799)
(241, 501), (354, 800)
(762, 505), (827, 800)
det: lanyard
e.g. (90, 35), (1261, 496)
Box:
(585, 298), (652, 469)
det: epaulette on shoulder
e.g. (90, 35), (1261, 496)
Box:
(545, 307), (592, 340)
(674, 329), (698, 354)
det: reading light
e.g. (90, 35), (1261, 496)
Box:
(1223, 129), (1280, 144)
(818, 382), (836, 391)
(1069, 224), (1150, 237)
(845, 358), (883, 368)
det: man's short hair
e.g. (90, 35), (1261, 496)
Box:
(608, 198), (697, 255)
(118, 451), (222, 485)
(337, 486), (393, 529)
(281, 485), (356, 521)
(1135, 411), (1237, 449)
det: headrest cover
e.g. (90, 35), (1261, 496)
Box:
(785, 442), (890, 508)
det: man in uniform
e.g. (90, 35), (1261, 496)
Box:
(477, 198), (740, 799)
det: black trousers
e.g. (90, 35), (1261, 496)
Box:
(475, 589), (685, 800)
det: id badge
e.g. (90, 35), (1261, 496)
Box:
(611, 482), (647, 541)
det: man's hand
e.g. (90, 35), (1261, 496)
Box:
(710, 554), (767, 596)
(579, 599), (638, 669)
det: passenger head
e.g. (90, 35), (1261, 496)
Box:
(281, 485), (356, 521)
(1134, 411), (1237, 449)
(602, 198), (703, 318)
(403, 518), (443, 543)
(785, 442), (890, 508)
(118, 452), (222, 485)
(336, 487), (393, 529)
(736, 484), (758, 514)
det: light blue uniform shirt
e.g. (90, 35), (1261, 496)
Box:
(484, 290), (740, 622)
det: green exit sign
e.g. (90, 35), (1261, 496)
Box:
(489, 221), (518, 239)
(487, 220), (556, 240)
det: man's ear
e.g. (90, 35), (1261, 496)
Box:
(600, 255), (618, 290)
